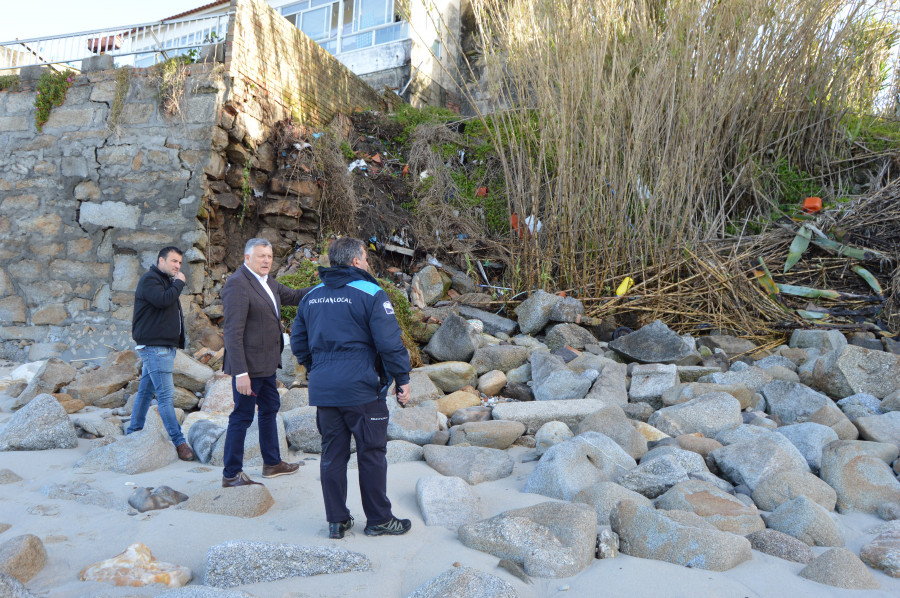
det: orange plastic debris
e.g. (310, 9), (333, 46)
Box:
(475, 186), (488, 198)
(802, 197), (822, 214)
(371, 153), (382, 165)
(401, 164), (409, 176)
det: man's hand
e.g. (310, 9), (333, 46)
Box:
(173, 271), (186, 283)
(396, 383), (410, 405)
(235, 375), (253, 396)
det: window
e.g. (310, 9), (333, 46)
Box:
(282, 0), (406, 54)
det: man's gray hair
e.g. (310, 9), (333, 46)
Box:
(244, 238), (272, 256)
(328, 237), (366, 267)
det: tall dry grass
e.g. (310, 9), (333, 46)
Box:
(435, 0), (899, 301)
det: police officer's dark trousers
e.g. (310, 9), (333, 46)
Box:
(316, 398), (392, 527)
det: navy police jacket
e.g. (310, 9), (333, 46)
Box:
(290, 264), (411, 407)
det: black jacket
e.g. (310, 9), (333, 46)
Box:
(132, 266), (185, 348)
(291, 265), (411, 407)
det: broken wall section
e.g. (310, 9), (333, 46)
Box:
(0, 63), (227, 362)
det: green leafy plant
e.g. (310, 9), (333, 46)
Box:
(389, 103), (456, 145)
(377, 278), (422, 367)
(153, 55), (192, 117)
(340, 140), (355, 161)
(239, 158), (252, 227)
(107, 66), (132, 132)
(277, 261), (322, 322)
(33, 69), (74, 131)
(0, 74), (20, 92)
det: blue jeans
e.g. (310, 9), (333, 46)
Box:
(127, 346), (186, 446)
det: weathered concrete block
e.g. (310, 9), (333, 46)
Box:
(79, 201), (140, 229)
(80, 54), (115, 73)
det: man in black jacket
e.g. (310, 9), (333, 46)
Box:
(127, 246), (194, 461)
(291, 237), (412, 539)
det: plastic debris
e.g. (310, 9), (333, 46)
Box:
(348, 159), (367, 173)
(616, 277), (635, 296)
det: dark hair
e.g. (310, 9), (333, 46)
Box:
(158, 246), (183, 261)
(328, 237), (365, 267)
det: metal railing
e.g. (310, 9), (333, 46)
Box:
(0, 12), (233, 73)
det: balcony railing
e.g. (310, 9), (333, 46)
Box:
(0, 13), (232, 73)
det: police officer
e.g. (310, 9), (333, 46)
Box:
(291, 237), (412, 539)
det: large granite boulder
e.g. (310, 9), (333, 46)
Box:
(750, 470), (837, 512)
(819, 440), (900, 513)
(405, 371), (445, 407)
(628, 364), (678, 409)
(448, 420), (525, 449)
(173, 350), (215, 393)
(283, 406), (321, 453)
(457, 501), (597, 577)
(789, 329), (847, 353)
(529, 351), (595, 401)
(661, 382), (754, 410)
(514, 290), (562, 335)
(0, 393), (77, 451)
(544, 323), (598, 351)
(656, 479), (765, 535)
(416, 475), (481, 529)
(418, 362), (478, 393)
(458, 305), (518, 338)
(574, 405), (647, 460)
(491, 399), (611, 434)
(535, 421), (574, 456)
(854, 411), (900, 445)
(209, 416), (289, 467)
(75, 408), (177, 474)
(745, 529), (814, 564)
(760, 380), (832, 424)
(709, 431), (809, 490)
(608, 320), (695, 364)
(814, 345), (900, 399)
(424, 315), (482, 362)
(799, 548), (880, 589)
(0, 534), (46, 583)
(763, 496), (843, 547)
(860, 527), (900, 578)
(775, 422), (839, 472)
(423, 445), (514, 485)
(610, 500), (752, 571)
(523, 432), (636, 500)
(187, 419), (227, 464)
(64, 350), (140, 405)
(181, 485), (274, 518)
(647, 392), (742, 438)
(616, 454), (692, 499)
(470, 345), (531, 376)
(412, 265), (449, 306)
(388, 404), (442, 445)
(583, 360), (628, 407)
(204, 542), (370, 588)
(12, 358), (76, 409)
(407, 566), (518, 598)
(573, 481), (653, 525)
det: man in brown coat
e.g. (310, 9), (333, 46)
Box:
(221, 238), (312, 487)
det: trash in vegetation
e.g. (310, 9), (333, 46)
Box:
(348, 159), (367, 173)
(616, 277), (635, 296)
(802, 196), (822, 214)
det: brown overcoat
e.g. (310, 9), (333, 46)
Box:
(221, 265), (310, 378)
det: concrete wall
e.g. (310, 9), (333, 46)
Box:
(408, 0), (462, 109)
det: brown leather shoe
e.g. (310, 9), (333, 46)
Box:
(262, 460), (301, 478)
(176, 443), (195, 461)
(222, 471), (263, 487)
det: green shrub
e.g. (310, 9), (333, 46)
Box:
(34, 69), (74, 131)
(277, 261), (321, 322)
(0, 74), (20, 92)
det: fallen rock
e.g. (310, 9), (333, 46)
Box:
(759, 380), (833, 424)
(407, 566), (518, 598)
(477, 370), (507, 396)
(814, 344), (900, 399)
(534, 421), (574, 456)
(53, 393), (85, 414)
(573, 481), (653, 525)
(750, 470), (837, 512)
(457, 501), (597, 577)
(0, 393), (77, 451)
(412, 265), (448, 305)
(661, 382), (754, 410)
(648, 392), (742, 438)
(628, 364), (678, 409)
(416, 475), (481, 529)
(187, 419), (227, 463)
(173, 387), (200, 411)
(574, 405), (647, 459)
(584, 360), (628, 407)
(278, 387), (309, 411)
(201, 373), (234, 414)
(424, 445), (514, 485)
(699, 366), (773, 392)
(204, 542), (370, 588)
(500, 382), (534, 402)
(774, 422), (839, 472)
(789, 329), (847, 353)
(608, 320), (695, 364)
(819, 440), (900, 514)
(173, 350), (215, 393)
(491, 399), (611, 434)
(0, 469), (22, 484)
(388, 404), (442, 445)
(419, 362), (478, 393)
(514, 290), (562, 335)
(697, 335), (757, 358)
(799, 547), (880, 589)
(436, 390), (482, 417)
(855, 411), (900, 445)
(470, 345), (531, 376)
(656, 479), (765, 535)
(458, 305), (518, 338)
(610, 500), (752, 571)
(71, 416), (123, 439)
(450, 406), (493, 425)
(745, 529), (813, 564)
(0, 534), (46, 583)
(180, 485), (274, 518)
(0, 572), (36, 598)
(763, 496), (843, 547)
(616, 455), (691, 499)
(75, 408), (177, 474)
(523, 432), (636, 500)
(283, 406), (321, 453)
(128, 486), (189, 513)
(448, 420), (525, 449)
(544, 323), (597, 351)
(79, 543), (191, 588)
(709, 431), (809, 490)
(64, 350), (140, 404)
(529, 351), (595, 401)
(424, 315), (482, 362)
(860, 527), (900, 578)
(12, 357), (76, 409)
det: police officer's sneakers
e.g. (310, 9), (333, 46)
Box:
(364, 516), (412, 536)
(262, 461), (301, 478)
(329, 516), (354, 539)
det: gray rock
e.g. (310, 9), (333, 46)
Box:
(491, 399), (611, 435)
(760, 380), (832, 424)
(210, 415), (289, 467)
(544, 323), (597, 351)
(860, 527), (900, 578)
(13, 358), (76, 408)
(412, 266), (448, 306)
(641, 445), (709, 474)
(656, 479), (765, 535)
(407, 566), (518, 598)
(457, 501), (597, 578)
(714, 424), (771, 445)
(804, 402), (860, 440)
(0, 572), (36, 598)
(458, 305), (518, 338)
(523, 432), (636, 500)
(425, 315), (482, 362)
(610, 500), (752, 571)
(763, 496), (843, 546)
(514, 290), (562, 335)
(751, 470), (837, 512)
(687, 471), (734, 493)
(663, 382), (755, 409)
(799, 547), (880, 589)
(449, 420), (525, 449)
(63, 350), (140, 404)
(883, 389), (900, 412)
(584, 360), (628, 407)
(575, 405), (647, 460)
(505, 363), (531, 385)
(573, 481), (653, 525)
(753, 355), (798, 372)
(403, 371), (443, 408)
(616, 456), (690, 498)
(278, 387), (309, 411)
(451, 406), (493, 425)
(500, 383), (534, 402)
(471, 345), (531, 376)
(71, 416), (123, 439)
(349, 439), (423, 469)
(534, 421), (574, 456)
(416, 475), (481, 529)
(697, 335), (758, 358)
(745, 529), (814, 564)
(388, 404), (441, 445)
(814, 344), (900, 399)
(182, 484), (274, 518)
(837, 392), (883, 415)
(608, 320), (695, 364)
(789, 329), (847, 353)
(0, 469), (22, 484)
(648, 392), (742, 438)
(128, 485), (189, 512)
(775, 422), (839, 471)
(204, 541), (371, 587)
(699, 367), (773, 392)
(41, 481), (121, 511)
(424, 445), (514, 484)
(820, 440), (900, 513)
(628, 364), (678, 409)
(547, 296), (584, 323)
(0, 534), (46, 583)
(855, 411), (900, 445)
(157, 588), (254, 598)
(710, 431), (809, 490)
(75, 408), (177, 474)
(283, 406), (321, 453)
(0, 393), (77, 451)
(418, 362), (478, 394)
(188, 419), (226, 463)
(173, 350), (215, 393)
